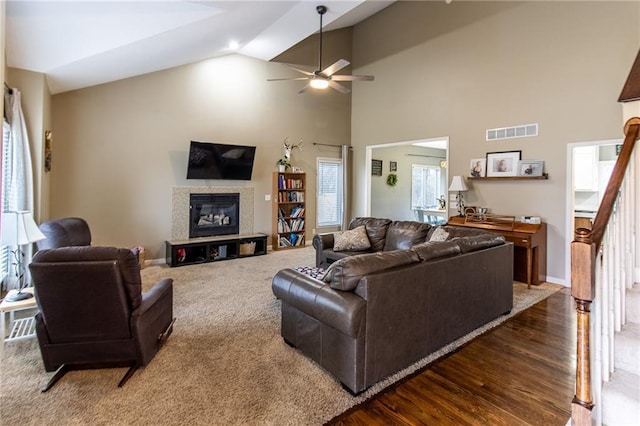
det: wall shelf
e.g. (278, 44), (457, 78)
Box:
(468, 173), (549, 181)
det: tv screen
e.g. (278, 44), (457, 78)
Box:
(187, 141), (256, 180)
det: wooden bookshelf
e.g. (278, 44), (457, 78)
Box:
(272, 171), (306, 250)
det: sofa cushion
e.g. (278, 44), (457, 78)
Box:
(383, 221), (431, 251)
(429, 227), (449, 242)
(433, 225), (492, 239)
(349, 217), (392, 252)
(452, 234), (506, 253)
(323, 250), (420, 291)
(411, 240), (461, 261)
(333, 225), (371, 252)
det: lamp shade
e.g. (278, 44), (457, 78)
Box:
(0, 211), (46, 246)
(448, 176), (469, 192)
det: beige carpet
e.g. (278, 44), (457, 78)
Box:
(0, 247), (562, 425)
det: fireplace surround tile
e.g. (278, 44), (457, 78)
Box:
(172, 186), (254, 240)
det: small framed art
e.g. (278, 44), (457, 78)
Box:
(371, 159), (383, 176)
(390, 161), (397, 172)
(486, 150), (522, 177)
(518, 160), (544, 176)
(469, 159), (486, 177)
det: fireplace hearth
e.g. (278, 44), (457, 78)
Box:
(189, 193), (239, 238)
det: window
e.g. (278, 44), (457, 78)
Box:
(411, 164), (441, 209)
(1, 120), (12, 282)
(317, 158), (343, 227)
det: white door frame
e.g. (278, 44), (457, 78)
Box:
(564, 138), (622, 286)
(365, 137), (449, 216)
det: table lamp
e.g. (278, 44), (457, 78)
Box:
(1, 211), (46, 302)
(448, 176), (469, 217)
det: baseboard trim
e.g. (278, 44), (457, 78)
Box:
(546, 276), (568, 287)
(146, 258), (165, 266)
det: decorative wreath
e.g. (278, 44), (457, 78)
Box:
(386, 173), (398, 187)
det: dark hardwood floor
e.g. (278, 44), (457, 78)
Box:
(328, 288), (576, 426)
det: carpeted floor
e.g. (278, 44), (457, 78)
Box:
(0, 247), (562, 425)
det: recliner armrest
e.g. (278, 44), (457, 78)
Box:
(138, 278), (173, 316)
(132, 278), (174, 365)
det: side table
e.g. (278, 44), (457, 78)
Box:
(1, 287), (37, 349)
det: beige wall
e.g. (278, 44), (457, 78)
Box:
(351, 1), (640, 283)
(51, 50), (351, 258)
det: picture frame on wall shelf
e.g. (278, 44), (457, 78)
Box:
(486, 150), (522, 177)
(469, 158), (486, 177)
(518, 160), (544, 176)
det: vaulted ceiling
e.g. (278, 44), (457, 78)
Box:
(5, 0), (394, 94)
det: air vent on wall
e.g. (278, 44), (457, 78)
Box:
(486, 123), (538, 141)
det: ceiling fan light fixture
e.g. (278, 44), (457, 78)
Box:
(310, 78), (329, 89)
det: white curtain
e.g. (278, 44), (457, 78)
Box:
(3, 88), (36, 286)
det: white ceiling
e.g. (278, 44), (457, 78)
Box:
(5, 0), (394, 94)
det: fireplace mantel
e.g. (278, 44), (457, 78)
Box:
(171, 186), (254, 240)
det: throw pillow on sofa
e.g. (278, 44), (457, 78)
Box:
(348, 217), (392, 251)
(429, 227), (449, 242)
(333, 225), (371, 252)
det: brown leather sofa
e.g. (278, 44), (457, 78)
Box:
(312, 217), (432, 268)
(273, 222), (513, 395)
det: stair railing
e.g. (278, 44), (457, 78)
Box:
(571, 117), (640, 425)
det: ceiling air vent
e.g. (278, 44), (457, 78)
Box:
(486, 123), (538, 141)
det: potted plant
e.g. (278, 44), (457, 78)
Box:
(276, 158), (291, 172)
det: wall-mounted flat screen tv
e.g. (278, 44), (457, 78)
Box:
(186, 141), (256, 180)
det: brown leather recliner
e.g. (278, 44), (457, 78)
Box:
(37, 217), (142, 261)
(37, 217), (92, 250)
(29, 246), (175, 392)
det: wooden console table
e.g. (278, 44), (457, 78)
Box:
(448, 215), (547, 287)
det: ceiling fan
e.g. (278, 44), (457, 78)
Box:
(268, 5), (374, 94)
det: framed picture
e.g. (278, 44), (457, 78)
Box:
(390, 161), (397, 172)
(371, 159), (383, 176)
(518, 160), (544, 176)
(486, 150), (522, 177)
(469, 158), (486, 178)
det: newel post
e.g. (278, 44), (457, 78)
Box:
(571, 228), (596, 425)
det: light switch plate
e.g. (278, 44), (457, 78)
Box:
(265, 194), (271, 201)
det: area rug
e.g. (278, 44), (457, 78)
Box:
(0, 247), (562, 425)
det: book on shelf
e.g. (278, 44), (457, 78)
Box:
(279, 236), (293, 247)
(290, 218), (304, 231)
(290, 206), (304, 218)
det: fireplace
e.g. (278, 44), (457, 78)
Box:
(189, 193), (240, 238)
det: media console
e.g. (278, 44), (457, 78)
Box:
(165, 233), (267, 267)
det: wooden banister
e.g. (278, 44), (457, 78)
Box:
(590, 118), (640, 246)
(571, 117), (640, 425)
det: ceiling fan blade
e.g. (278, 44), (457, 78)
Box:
(321, 59), (350, 77)
(298, 83), (311, 94)
(286, 64), (315, 76)
(331, 75), (375, 81)
(328, 80), (351, 94)
(267, 77), (309, 81)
